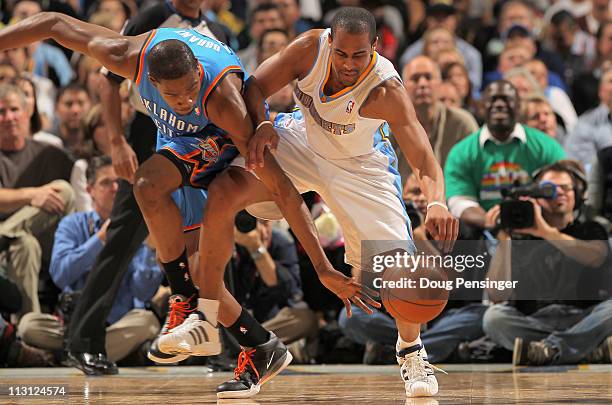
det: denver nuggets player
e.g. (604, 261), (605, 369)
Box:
(163, 7), (458, 399)
(0, 11), (378, 374)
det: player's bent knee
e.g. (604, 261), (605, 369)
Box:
(133, 171), (167, 206)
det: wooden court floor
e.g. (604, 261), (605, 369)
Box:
(1, 364), (612, 404)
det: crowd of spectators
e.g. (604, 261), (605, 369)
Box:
(0, 0), (611, 369)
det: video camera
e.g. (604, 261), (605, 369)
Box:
(499, 181), (557, 229)
(235, 210), (258, 233)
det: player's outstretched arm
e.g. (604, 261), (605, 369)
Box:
(362, 79), (459, 252)
(208, 74), (380, 316)
(243, 31), (321, 169)
(0, 12), (140, 79)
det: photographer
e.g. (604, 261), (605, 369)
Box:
(16, 157), (162, 373)
(230, 212), (317, 352)
(483, 160), (612, 366)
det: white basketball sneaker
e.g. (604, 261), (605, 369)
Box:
(397, 344), (445, 397)
(157, 298), (222, 356)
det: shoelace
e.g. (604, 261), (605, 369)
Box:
(164, 296), (195, 332)
(233, 348), (259, 381)
(400, 353), (447, 383)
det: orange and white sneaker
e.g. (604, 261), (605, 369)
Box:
(147, 294), (194, 364)
(216, 332), (293, 399)
(156, 298), (221, 357)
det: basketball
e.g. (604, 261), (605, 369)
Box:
(380, 265), (449, 324)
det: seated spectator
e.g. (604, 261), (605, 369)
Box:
(273, 0), (314, 38)
(18, 156), (162, 370)
(238, 4), (285, 74)
(484, 25), (567, 91)
(13, 76), (55, 143)
(85, 0), (134, 33)
(0, 83), (74, 321)
(524, 59), (578, 132)
(51, 83), (92, 156)
(10, 0), (74, 87)
(566, 67), (612, 171)
(444, 80), (566, 231)
(422, 27), (455, 60)
(483, 44), (532, 90)
(522, 94), (564, 143)
(0, 47), (56, 123)
(483, 160), (612, 365)
(438, 81), (462, 109)
(572, 21), (612, 115)
(229, 216), (317, 361)
(0, 63), (17, 83)
(482, 1), (565, 82)
(257, 28), (290, 65)
(504, 66), (578, 133)
(395, 56), (478, 183)
(546, 10), (596, 86)
(442, 62), (479, 117)
(432, 47), (465, 72)
(400, 0), (482, 90)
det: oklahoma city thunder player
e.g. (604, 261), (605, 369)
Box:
(0, 12), (378, 374)
(161, 7), (459, 399)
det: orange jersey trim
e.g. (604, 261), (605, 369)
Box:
(320, 52), (378, 102)
(134, 30), (157, 85)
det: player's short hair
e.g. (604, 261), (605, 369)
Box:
(147, 39), (199, 82)
(86, 155), (112, 185)
(331, 7), (377, 44)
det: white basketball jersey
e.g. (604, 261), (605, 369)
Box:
(294, 29), (400, 159)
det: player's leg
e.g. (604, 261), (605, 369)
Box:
(315, 143), (441, 397)
(146, 187), (209, 363)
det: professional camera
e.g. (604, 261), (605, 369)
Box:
(499, 181), (557, 229)
(235, 210), (258, 233)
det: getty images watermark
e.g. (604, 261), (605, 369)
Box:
(370, 250), (518, 292)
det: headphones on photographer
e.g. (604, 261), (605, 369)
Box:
(532, 160), (588, 211)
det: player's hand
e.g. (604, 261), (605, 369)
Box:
(318, 268), (381, 317)
(110, 137), (138, 183)
(246, 121), (279, 170)
(424, 204), (459, 253)
(30, 184), (65, 214)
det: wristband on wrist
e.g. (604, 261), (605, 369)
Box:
(427, 201), (448, 211)
(256, 120), (273, 131)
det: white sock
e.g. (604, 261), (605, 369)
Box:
(198, 298), (219, 326)
(396, 333), (422, 353)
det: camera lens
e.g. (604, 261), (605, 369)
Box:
(235, 210), (258, 233)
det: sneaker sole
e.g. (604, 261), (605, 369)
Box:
(216, 351), (294, 399)
(158, 342), (222, 357)
(147, 350), (189, 364)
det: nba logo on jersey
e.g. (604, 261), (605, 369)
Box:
(346, 100), (355, 114)
(194, 107), (201, 116)
(199, 138), (220, 162)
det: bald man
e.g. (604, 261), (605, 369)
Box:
(392, 55), (478, 183)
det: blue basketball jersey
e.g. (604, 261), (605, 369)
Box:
(134, 28), (246, 139)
